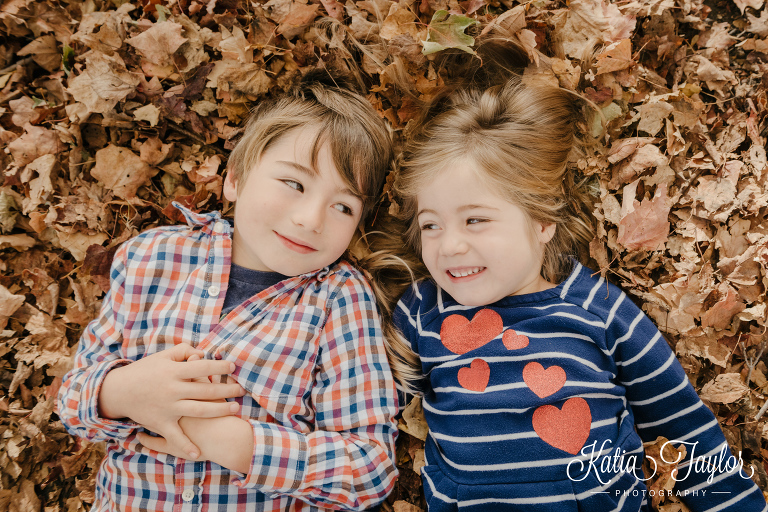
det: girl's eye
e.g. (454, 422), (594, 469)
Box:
(333, 203), (354, 216)
(420, 222), (438, 231)
(467, 218), (488, 225)
(282, 180), (303, 192)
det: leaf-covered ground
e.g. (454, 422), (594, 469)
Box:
(1, 0), (767, 510)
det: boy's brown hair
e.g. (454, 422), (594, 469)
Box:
(227, 74), (393, 220)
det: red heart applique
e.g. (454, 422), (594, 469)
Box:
(502, 329), (529, 350)
(522, 362), (566, 398)
(440, 309), (503, 355)
(458, 359), (490, 392)
(532, 397), (592, 455)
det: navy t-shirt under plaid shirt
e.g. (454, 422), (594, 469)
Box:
(57, 203), (398, 511)
(394, 261), (766, 512)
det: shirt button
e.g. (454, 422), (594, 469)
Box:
(208, 285), (220, 297)
(214, 221), (224, 232)
(181, 489), (194, 502)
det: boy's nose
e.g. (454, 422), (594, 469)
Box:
(291, 201), (324, 233)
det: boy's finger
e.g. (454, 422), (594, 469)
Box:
(188, 382), (246, 401)
(178, 360), (236, 379)
(179, 399), (241, 418)
(185, 354), (210, 383)
(161, 422), (201, 459)
(136, 432), (167, 453)
(166, 343), (205, 362)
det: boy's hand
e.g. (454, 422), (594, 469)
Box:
(99, 343), (245, 458)
(138, 415), (254, 473)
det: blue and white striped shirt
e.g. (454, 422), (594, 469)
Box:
(394, 262), (766, 512)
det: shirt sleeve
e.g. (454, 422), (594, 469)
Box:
(608, 290), (767, 511)
(230, 273), (399, 511)
(393, 282), (421, 353)
(56, 242), (136, 442)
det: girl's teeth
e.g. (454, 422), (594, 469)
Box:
(450, 268), (482, 278)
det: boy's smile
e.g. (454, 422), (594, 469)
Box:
(223, 126), (363, 276)
(416, 161), (556, 306)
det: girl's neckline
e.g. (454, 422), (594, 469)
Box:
(437, 275), (569, 308)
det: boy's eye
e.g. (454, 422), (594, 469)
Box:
(333, 203), (354, 216)
(282, 180), (303, 192)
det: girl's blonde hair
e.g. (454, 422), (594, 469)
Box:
(228, 73), (392, 219)
(395, 76), (595, 284)
(371, 69), (597, 391)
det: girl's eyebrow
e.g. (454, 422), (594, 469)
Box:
(417, 204), (498, 216)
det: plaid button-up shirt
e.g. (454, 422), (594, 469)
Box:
(57, 205), (399, 511)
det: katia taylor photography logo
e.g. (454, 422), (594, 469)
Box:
(566, 439), (754, 489)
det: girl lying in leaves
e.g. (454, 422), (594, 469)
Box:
(57, 73), (399, 511)
(378, 42), (768, 511)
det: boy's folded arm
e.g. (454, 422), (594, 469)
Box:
(233, 274), (399, 510)
(609, 294), (766, 510)
(57, 242), (244, 451)
(57, 244), (137, 443)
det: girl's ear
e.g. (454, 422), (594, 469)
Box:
(537, 222), (557, 244)
(223, 171), (238, 202)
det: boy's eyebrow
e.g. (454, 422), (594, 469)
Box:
(277, 161), (320, 177)
(277, 160), (362, 200)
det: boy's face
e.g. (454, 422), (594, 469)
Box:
(416, 161), (556, 307)
(223, 126), (363, 276)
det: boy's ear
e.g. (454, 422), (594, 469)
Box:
(537, 222), (556, 244)
(223, 171), (238, 202)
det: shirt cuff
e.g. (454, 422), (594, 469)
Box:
(231, 420), (308, 493)
(81, 359), (138, 440)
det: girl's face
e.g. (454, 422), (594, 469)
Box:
(416, 161), (556, 306)
(224, 126), (363, 275)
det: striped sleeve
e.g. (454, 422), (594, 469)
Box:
(393, 282), (421, 352)
(231, 272), (399, 510)
(607, 288), (766, 511)
(56, 241), (136, 442)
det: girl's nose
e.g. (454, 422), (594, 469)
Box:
(439, 229), (469, 256)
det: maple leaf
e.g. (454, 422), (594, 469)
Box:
(127, 20), (187, 65)
(595, 39), (634, 75)
(67, 52), (140, 114)
(16, 35), (60, 72)
(91, 145), (158, 200)
(380, 3), (419, 41)
(421, 10), (478, 55)
(617, 181), (671, 251)
(700, 373), (748, 404)
(7, 124), (65, 167)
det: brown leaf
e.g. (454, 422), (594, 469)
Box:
(17, 35), (60, 72)
(276, 3), (320, 39)
(400, 396), (428, 441)
(617, 182), (671, 251)
(8, 124), (65, 167)
(380, 3), (420, 41)
(0, 284), (26, 330)
(637, 100), (673, 136)
(127, 21), (188, 67)
(67, 53), (141, 114)
(595, 39), (633, 75)
(215, 63), (274, 101)
(700, 286), (746, 330)
(700, 373), (748, 404)
(91, 145), (158, 200)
